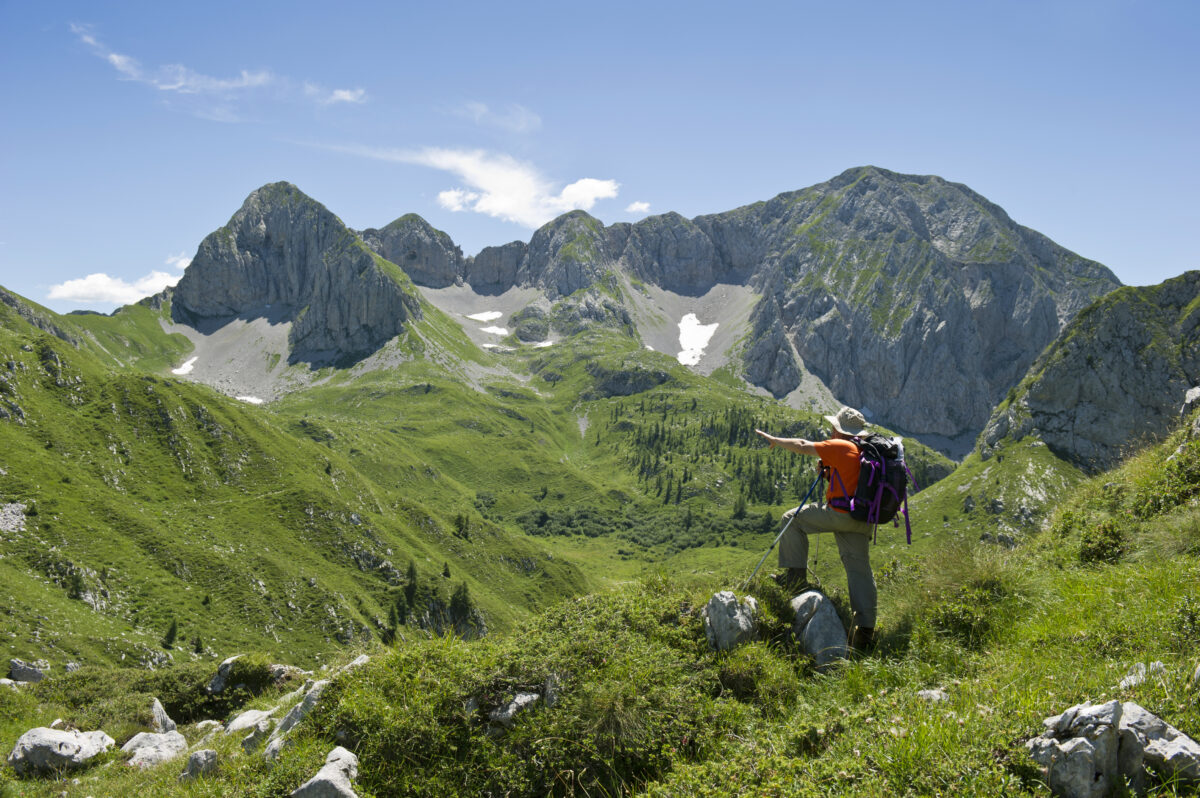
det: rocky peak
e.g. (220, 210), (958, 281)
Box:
(359, 214), (464, 288)
(519, 211), (618, 298)
(172, 182), (422, 366)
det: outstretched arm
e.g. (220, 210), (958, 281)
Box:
(755, 429), (818, 457)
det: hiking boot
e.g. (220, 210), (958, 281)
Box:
(848, 625), (875, 653)
(771, 568), (808, 593)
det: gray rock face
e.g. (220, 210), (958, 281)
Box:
(360, 215), (463, 288)
(518, 211), (618, 298)
(468, 241), (528, 295)
(702, 591), (759, 651)
(179, 749), (218, 782)
(8, 658), (48, 682)
(982, 272), (1200, 472)
(743, 296), (802, 398)
(790, 591), (847, 669)
(122, 730), (188, 769)
(172, 182), (422, 366)
(291, 746), (359, 798)
(7, 728), (115, 775)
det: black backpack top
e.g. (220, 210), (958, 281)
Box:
(827, 433), (914, 543)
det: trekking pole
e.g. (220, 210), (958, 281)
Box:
(741, 472), (824, 591)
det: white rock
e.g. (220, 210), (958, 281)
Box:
(291, 746), (359, 797)
(195, 720), (223, 732)
(701, 591), (758, 651)
(0, 678), (17, 691)
(151, 697), (177, 733)
(179, 749), (218, 782)
(337, 655), (370, 674)
(225, 708), (276, 735)
(790, 591), (847, 670)
(490, 692), (541, 728)
(918, 689), (948, 703)
(122, 730), (187, 769)
(7, 728), (115, 775)
(1119, 662), (1147, 690)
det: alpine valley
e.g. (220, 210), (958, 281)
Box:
(2, 166), (1199, 797)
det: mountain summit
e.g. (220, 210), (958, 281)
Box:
(172, 182), (422, 366)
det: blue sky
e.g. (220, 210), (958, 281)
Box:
(2, 1), (1196, 312)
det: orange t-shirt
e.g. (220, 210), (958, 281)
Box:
(813, 438), (861, 513)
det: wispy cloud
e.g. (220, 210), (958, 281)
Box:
(71, 23), (273, 95)
(626, 201), (651, 214)
(327, 144), (619, 228)
(455, 102), (542, 133)
(48, 253), (190, 306)
(71, 23), (365, 115)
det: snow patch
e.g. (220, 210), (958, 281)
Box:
(532, 340), (554, 348)
(467, 311), (503, 322)
(236, 396), (265, 405)
(171, 357), (198, 375)
(677, 313), (718, 366)
(482, 344), (515, 352)
(481, 326), (509, 335)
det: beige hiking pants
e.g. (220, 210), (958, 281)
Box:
(778, 504), (877, 628)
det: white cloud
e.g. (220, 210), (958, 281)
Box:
(626, 201), (651, 213)
(48, 270), (181, 306)
(326, 144), (619, 228)
(305, 83), (368, 105)
(165, 252), (192, 270)
(456, 102), (542, 133)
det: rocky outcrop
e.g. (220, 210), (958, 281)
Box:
(743, 296), (801, 398)
(172, 182), (422, 366)
(151, 697), (176, 733)
(7, 728), (115, 775)
(981, 272), (1200, 472)
(468, 241), (528, 295)
(359, 215), (463, 288)
(702, 591), (759, 651)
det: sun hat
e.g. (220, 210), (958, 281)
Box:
(824, 406), (869, 436)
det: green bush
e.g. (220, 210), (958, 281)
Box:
(717, 644), (799, 712)
(1080, 518), (1125, 564)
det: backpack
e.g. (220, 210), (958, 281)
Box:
(827, 433), (914, 543)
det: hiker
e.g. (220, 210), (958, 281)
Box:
(754, 406), (877, 651)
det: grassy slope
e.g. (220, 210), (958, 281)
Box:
(4, 416), (1197, 797)
(0, 298), (588, 671)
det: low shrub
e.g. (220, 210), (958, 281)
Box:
(1079, 518), (1125, 564)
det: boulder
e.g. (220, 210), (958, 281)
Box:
(151, 697), (177, 733)
(790, 591), (847, 669)
(1118, 661), (1165, 690)
(7, 728), (115, 775)
(122, 730), (188, 769)
(179, 749), (218, 782)
(291, 746), (359, 797)
(9, 658), (49, 682)
(702, 591), (759, 651)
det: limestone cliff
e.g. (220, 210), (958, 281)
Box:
(980, 271), (1200, 472)
(172, 183), (422, 365)
(359, 215), (463, 289)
